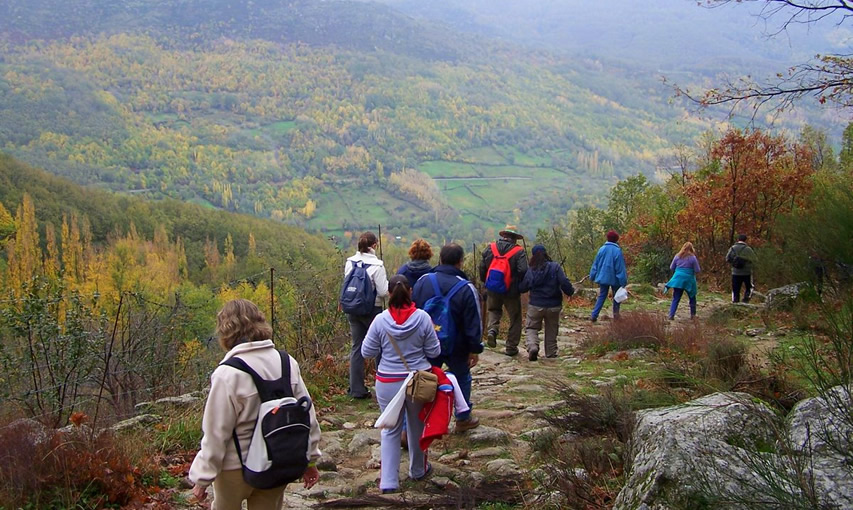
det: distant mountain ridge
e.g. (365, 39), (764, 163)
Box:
(0, 0), (844, 243)
(0, 0), (474, 62)
(372, 0), (842, 71)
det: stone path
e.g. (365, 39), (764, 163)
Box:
(181, 288), (769, 508)
(274, 320), (590, 509)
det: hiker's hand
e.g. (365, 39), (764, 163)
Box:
(303, 465), (320, 489)
(468, 354), (479, 368)
(192, 484), (207, 502)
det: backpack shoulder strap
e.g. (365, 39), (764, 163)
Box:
(220, 350), (293, 401)
(221, 355), (265, 393)
(278, 350), (293, 398)
(445, 278), (470, 301)
(490, 242), (500, 257)
(505, 245), (523, 258)
(429, 273), (442, 297)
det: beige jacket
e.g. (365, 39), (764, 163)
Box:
(188, 340), (322, 487)
(344, 248), (389, 308)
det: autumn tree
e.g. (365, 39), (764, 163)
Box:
(679, 128), (815, 263)
(0, 201), (15, 246)
(684, 1), (853, 113)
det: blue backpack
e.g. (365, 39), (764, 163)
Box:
(423, 274), (470, 356)
(340, 261), (376, 315)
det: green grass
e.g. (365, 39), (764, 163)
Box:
(494, 145), (553, 166)
(266, 120), (297, 135)
(187, 197), (217, 209)
(458, 145), (507, 165)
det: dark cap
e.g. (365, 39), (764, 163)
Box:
(606, 230), (620, 243)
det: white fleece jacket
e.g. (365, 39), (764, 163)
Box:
(188, 340), (322, 487)
(344, 248), (389, 308)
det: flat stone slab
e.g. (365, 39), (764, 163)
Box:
(462, 425), (510, 444)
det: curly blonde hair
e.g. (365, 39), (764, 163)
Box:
(216, 299), (273, 351)
(408, 239), (433, 261)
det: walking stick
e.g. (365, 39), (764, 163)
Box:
(552, 226), (568, 274)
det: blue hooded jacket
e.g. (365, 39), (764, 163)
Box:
(396, 259), (433, 289)
(519, 261), (575, 308)
(589, 242), (628, 288)
(411, 265), (484, 357)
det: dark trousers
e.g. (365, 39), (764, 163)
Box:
(347, 307), (382, 397)
(731, 274), (753, 303)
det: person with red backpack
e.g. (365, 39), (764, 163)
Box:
(478, 225), (528, 356)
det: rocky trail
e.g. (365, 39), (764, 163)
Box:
(264, 289), (724, 508)
(167, 287), (800, 509)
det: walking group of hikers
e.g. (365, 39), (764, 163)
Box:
(186, 227), (758, 507)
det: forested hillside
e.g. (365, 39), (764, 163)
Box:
(0, 0), (716, 242)
(0, 154), (335, 278)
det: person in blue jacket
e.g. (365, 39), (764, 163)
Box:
(412, 243), (483, 432)
(519, 245), (574, 360)
(396, 239), (434, 288)
(589, 230), (628, 322)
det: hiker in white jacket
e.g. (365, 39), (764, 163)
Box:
(189, 299), (321, 510)
(343, 231), (389, 399)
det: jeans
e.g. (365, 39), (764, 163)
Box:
(591, 284), (621, 320)
(347, 307), (382, 397)
(668, 287), (696, 318)
(732, 275), (753, 303)
(430, 351), (473, 421)
(374, 379), (428, 490)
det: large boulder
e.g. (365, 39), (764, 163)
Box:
(787, 386), (853, 510)
(707, 302), (761, 324)
(616, 389), (853, 510)
(614, 393), (781, 509)
(576, 287), (600, 301)
(765, 282), (809, 310)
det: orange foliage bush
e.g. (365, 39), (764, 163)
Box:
(0, 421), (151, 508)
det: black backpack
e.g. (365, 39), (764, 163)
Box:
(727, 246), (747, 269)
(221, 351), (312, 489)
(340, 260), (377, 315)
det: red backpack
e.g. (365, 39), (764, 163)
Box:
(484, 243), (523, 294)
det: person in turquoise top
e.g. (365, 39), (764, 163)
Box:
(665, 242), (701, 319)
(589, 230), (628, 322)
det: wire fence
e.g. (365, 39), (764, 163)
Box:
(0, 261), (351, 432)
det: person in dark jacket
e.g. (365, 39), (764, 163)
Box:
(589, 230), (628, 322)
(413, 244), (483, 432)
(396, 239), (434, 288)
(725, 234), (757, 303)
(478, 225), (528, 356)
(519, 245), (574, 361)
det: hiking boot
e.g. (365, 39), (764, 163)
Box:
(455, 416), (480, 432)
(528, 348), (539, 362)
(486, 331), (497, 348)
(590, 316), (598, 323)
(504, 349), (519, 357)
